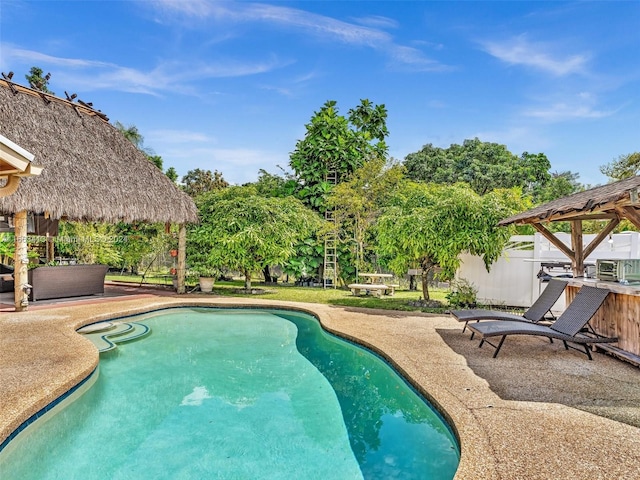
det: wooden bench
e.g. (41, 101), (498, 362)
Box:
(348, 283), (396, 298)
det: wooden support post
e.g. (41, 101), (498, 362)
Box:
(13, 211), (29, 311)
(571, 220), (584, 277)
(177, 223), (186, 294)
(46, 234), (55, 262)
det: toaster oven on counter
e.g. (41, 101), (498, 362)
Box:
(596, 259), (640, 282)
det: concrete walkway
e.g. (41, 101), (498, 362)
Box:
(1, 293), (639, 479)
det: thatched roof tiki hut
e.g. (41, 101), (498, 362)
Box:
(0, 76), (198, 311)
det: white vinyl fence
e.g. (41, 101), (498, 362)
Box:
(457, 232), (640, 313)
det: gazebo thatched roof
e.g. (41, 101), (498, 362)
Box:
(0, 79), (198, 224)
(499, 176), (640, 226)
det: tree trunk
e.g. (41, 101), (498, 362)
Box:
(244, 269), (252, 290)
(420, 258), (434, 301)
(263, 265), (272, 283)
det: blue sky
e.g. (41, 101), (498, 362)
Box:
(1, 1), (639, 186)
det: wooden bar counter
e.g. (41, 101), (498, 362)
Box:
(565, 278), (640, 365)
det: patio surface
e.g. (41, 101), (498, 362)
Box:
(1, 286), (639, 479)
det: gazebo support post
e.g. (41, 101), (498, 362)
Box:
(13, 210), (29, 312)
(177, 223), (186, 294)
(570, 220), (584, 277)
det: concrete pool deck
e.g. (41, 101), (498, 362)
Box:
(1, 292), (639, 479)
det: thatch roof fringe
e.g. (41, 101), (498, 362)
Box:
(500, 176), (640, 226)
(0, 80), (198, 224)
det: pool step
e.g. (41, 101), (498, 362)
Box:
(79, 321), (151, 352)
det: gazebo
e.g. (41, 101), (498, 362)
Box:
(0, 76), (198, 311)
(499, 176), (640, 364)
(499, 176), (640, 277)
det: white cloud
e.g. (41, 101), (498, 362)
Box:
(149, 0), (449, 71)
(524, 102), (614, 121)
(481, 35), (589, 76)
(352, 15), (399, 30)
(1, 43), (286, 95)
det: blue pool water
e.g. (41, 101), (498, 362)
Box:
(0, 308), (459, 479)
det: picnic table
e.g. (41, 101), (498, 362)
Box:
(358, 273), (393, 284)
(348, 273), (398, 297)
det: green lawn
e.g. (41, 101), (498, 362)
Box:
(106, 274), (451, 314)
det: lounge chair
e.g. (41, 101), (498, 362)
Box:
(451, 278), (567, 335)
(467, 286), (616, 360)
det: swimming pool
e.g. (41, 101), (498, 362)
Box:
(0, 307), (459, 479)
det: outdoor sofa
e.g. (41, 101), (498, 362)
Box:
(0, 263), (14, 293)
(28, 264), (109, 301)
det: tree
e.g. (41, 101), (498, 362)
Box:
(165, 167), (179, 183)
(187, 187), (322, 290)
(57, 221), (121, 266)
(535, 171), (583, 204)
(288, 99), (389, 211)
(327, 157), (405, 277)
(25, 67), (54, 94)
(114, 121), (167, 172)
(182, 168), (229, 198)
(376, 182), (525, 300)
(115, 122), (144, 149)
(285, 99), (390, 282)
(403, 138), (551, 196)
(600, 152), (640, 181)
(147, 154), (163, 171)
(250, 168), (290, 197)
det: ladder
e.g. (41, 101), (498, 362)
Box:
(324, 171), (338, 289)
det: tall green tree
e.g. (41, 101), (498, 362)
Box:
(182, 168), (229, 198)
(25, 67), (54, 94)
(600, 152), (640, 181)
(403, 138), (551, 196)
(187, 187), (322, 289)
(376, 182), (525, 300)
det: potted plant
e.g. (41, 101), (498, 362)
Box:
(197, 270), (216, 293)
(186, 250), (219, 294)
